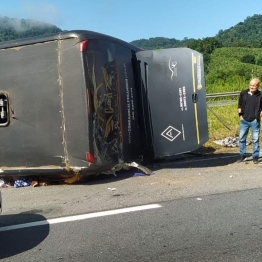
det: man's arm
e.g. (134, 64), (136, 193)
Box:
(260, 95), (262, 118)
(238, 91), (243, 111)
(238, 91), (244, 119)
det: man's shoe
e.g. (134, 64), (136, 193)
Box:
(253, 157), (259, 164)
(237, 155), (246, 163)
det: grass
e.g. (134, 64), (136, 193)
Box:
(202, 101), (262, 154)
(207, 103), (239, 140)
(201, 102), (240, 152)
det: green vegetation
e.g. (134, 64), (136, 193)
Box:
(202, 102), (262, 154)
(205, 47), (262, 93)
(130, 37), (190, 50)
(0, 17), (62, 42)
(130, 14), (262, 50)
(207, 104), (239, 140)
(204, 102), (262, 152)
(216, 14), (262, 48)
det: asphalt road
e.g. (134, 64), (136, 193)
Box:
(1, 188), (262, 261)
(1, 153), (262, 261)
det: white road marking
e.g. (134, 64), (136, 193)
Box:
(0, 204), (162, 232)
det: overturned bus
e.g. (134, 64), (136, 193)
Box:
(0, 30), (208, 176)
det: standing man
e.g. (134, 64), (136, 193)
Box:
(238, 78), (262, 163)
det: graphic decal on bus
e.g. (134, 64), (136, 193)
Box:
(91, 58), (121, 162)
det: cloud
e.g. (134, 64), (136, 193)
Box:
(20, 1), (63, 25)
(101, 0), (114, 14)
(0, 17), (59, 32)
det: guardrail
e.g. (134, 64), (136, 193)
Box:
(206, 91), (240, 98)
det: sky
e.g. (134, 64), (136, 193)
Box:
(0, 0), (261, 42)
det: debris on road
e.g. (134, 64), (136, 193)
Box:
(0, 179), (11, 188)
(0, 176), (59, 189)
(14, 178), (31, 188)
(133, 172), (147, 177)
(0, 162), (153, 188)
(101, 162), (153, 176)
(213, 137), (251, 147)
(64, 173), (82, 184)
(88, 162), (153, 180)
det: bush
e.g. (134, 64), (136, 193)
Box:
(240, 54), (256, 64)
(256, 56), (262, 66)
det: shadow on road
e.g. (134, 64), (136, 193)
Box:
(76, 152), (242, 185)
(0, 213), (49, 259)
(150, 152), (240, 170)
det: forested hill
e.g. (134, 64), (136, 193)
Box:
(216, 14), (262, 47)
(0, 17), (62, 42)
(130, 37), (191, 50)
(130, 14), (262, 49)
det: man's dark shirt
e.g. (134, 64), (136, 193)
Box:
(243, 93), (256, 121)
(238, 89), (262, 121)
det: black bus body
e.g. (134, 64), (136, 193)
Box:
(0, 30), (208, 176)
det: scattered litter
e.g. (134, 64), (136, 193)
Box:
(133, 172), (146, 177)
(0, 179), (4, 187)
(110, 162), (152, 175)
(31, 180), (39, 187)
(0, 161), (153, 188)
(132, 171), (155, 177)
(0, 178), (12, 188)
(213, 137), (251, 147)
(14, 178), (31, 188)
(131, 162), (139, 167)
(64, 173), (82, 184)
(196, 198), (202, 201)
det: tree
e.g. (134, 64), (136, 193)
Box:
(240, 54), (256, 64)
(256, 56), (262, 66)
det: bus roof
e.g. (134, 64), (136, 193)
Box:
(0, 30), (141, 51)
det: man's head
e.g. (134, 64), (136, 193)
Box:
(249, 78), (260, 93)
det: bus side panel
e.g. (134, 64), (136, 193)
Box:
(59, 38), (90, 168)
(85, 40), (139, 164)
(85, 40), (122, 164)
(0, 41), (65, 167)
(116, 50), (139, 162)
